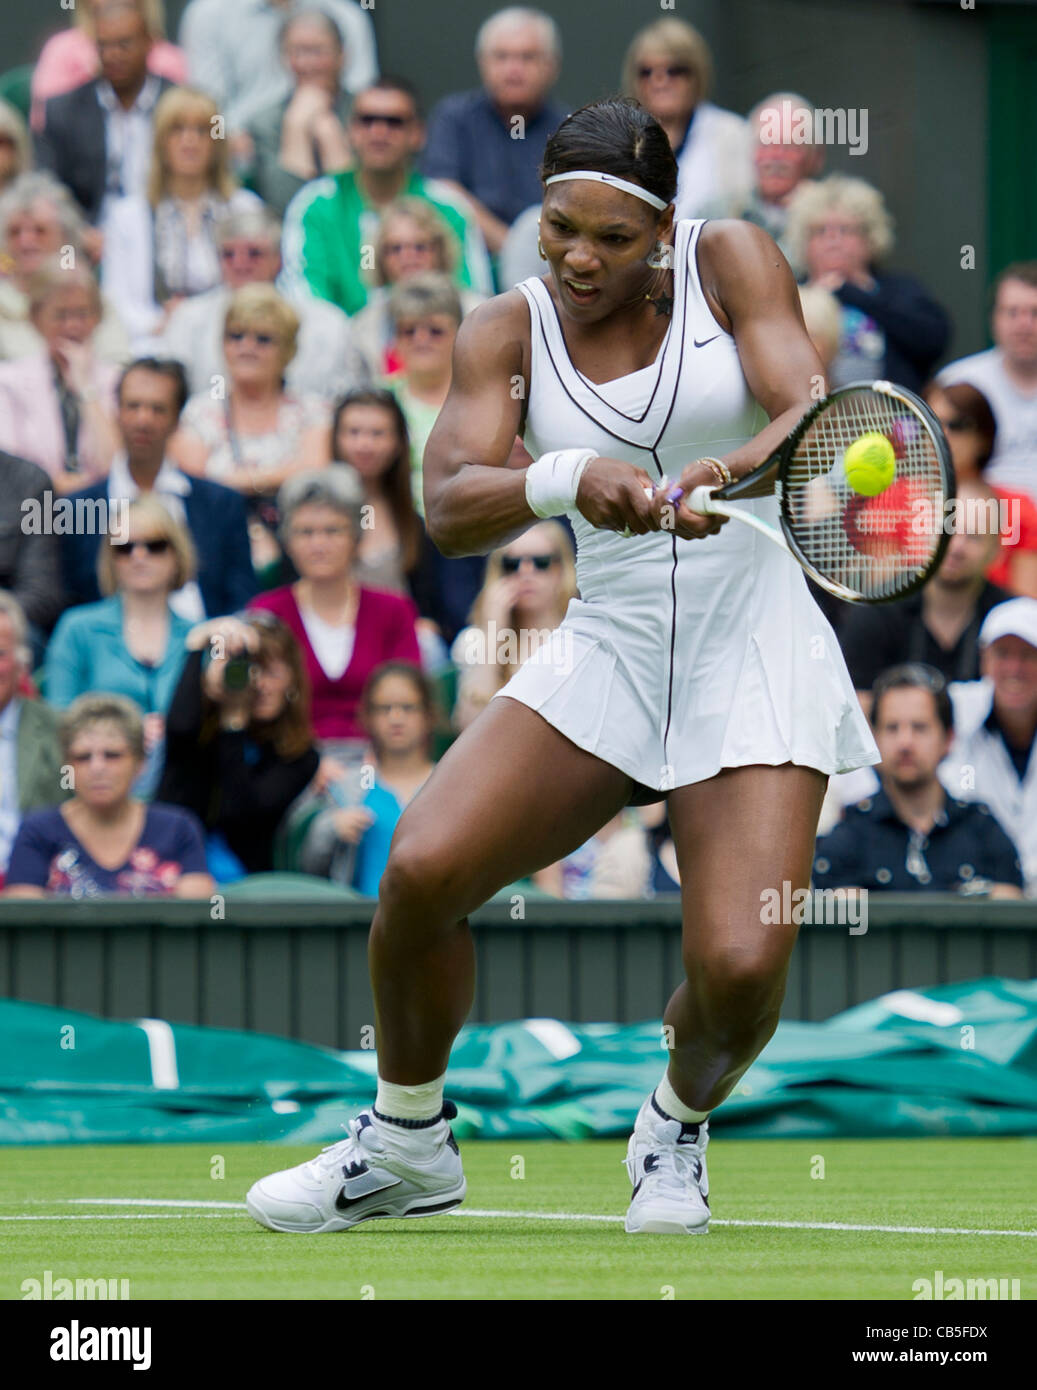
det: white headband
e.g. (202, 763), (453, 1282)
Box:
(544, 170), (669, 212)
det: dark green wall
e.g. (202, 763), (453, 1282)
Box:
(2, 0), (1026, 357)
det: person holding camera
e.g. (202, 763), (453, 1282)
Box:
(156, 608), (320, 879)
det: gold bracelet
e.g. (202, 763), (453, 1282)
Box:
(699, 456), (733, 488)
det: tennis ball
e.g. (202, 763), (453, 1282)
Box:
(844, 433), (896, 496)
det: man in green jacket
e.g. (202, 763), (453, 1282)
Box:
(281, 76), (494, 316)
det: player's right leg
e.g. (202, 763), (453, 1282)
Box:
(246, 696), (635, 1233)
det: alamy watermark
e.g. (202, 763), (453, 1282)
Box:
(911, 494), (1020, 545)
(912, 1269), (1020, 1300)
(21, 493), (129, 541)
(22, 1269), (130, 1300)
(760, 882), (868, 934)
(458, 621), (574, 674)
(758, 99), (868, 156)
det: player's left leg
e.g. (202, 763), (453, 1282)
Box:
(624, 762), (827, 1235)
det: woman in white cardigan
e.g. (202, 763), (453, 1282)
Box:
(621, 17), (752, 223)
(102, 86), (261, 353)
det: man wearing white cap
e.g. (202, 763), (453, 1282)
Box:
(942, 597), (1037, 894)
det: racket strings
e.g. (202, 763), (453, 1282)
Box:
(782, 388), (947, 602)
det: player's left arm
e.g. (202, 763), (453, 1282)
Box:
(688, 220), (827, 495)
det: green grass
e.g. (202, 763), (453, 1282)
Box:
(2, 1139), (1035, 1300)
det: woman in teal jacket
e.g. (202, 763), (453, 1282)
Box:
(44, 496), (196, 797)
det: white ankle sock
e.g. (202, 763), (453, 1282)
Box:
(655, 1072), (709, 1124)
(374, 1074), (446, 1127)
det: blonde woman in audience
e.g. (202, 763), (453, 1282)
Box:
(622, 17), (751, 221)
(30, 0), (187, 132)
(785, 174), (949, 391)
(3, 693), (213, 899)
(0, 101), (30, 197)
(351, 199), (486, 378)
(0, 172), (129, 361)
(102, 86), (263, 349)
(0, 260), (120, 490)
(451, 521), (577, 732)
(169, 283), (330, 568)
(44, 495), (196, 797)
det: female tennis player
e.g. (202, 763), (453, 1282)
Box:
(247, 99), (880, 1236)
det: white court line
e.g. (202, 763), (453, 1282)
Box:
(11, 1198), (1036, 1239)
(0, 1213), (242, 1221)
(68, 1198), (244, 1208)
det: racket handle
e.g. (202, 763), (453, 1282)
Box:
(686, 484), (721, 514)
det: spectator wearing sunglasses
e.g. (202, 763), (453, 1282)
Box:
(812, 663), (1023, 897)
(281, 77), (492, 317)
(60, 357), (257, 621)
(383, 273), (462, 518)
(350, 199), (487, 379)
(100, 85), (263, 351)
(419, 8), (566, 260)
(43, 496), (195, 798)
(156, 206), (368, 402)
(169, 283), (330, 572)
(923, 379), (1037, 599)
(622, 18), (751, 222)
(450, 522), (577, 733)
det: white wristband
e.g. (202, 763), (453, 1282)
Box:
(525, 449), (598, 518)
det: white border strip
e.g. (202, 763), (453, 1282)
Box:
(133, 1018), (179, 1089)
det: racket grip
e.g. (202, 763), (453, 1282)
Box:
(686, 484), (720, 514)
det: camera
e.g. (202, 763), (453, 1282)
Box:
(224, 655), (255, 692)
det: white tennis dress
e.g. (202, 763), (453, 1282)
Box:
(495, 218), (880, 793)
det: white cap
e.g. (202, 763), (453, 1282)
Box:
(978, 597), (1037, 651)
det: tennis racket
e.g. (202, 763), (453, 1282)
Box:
(669, 380), (954, 604)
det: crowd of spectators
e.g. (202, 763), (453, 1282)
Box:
(0, 1), (1033, 903)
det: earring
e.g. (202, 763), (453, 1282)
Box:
(285, 688), (297, 703)
(646, 240), (674, 270)
(537, 219), (546, 260)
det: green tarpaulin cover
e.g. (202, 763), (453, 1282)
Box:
(2, 977), (1036, 1143)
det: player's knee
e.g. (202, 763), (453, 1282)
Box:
(380, 834), (465, 914)
(685, 942), (786, 1023)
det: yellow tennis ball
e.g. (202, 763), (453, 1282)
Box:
(843, 433), (896, 496)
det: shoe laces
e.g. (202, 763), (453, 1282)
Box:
(643, 1144), (705, 1199)
(305, 1114), (373, 1179)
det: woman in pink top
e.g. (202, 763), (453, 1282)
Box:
(0, 260), (119, 489)
(30, 0), (187, 132)
(248, 466), (422, 746)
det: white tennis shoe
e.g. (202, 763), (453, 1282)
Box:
(246, 1103), (466, 1233)
(624, 1094), (710, 1235)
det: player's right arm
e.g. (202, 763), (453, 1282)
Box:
(424, 293), (663, 557)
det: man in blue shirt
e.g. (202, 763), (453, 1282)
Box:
(814, 663), (1023, 896)
(419, 7), (566, 258)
